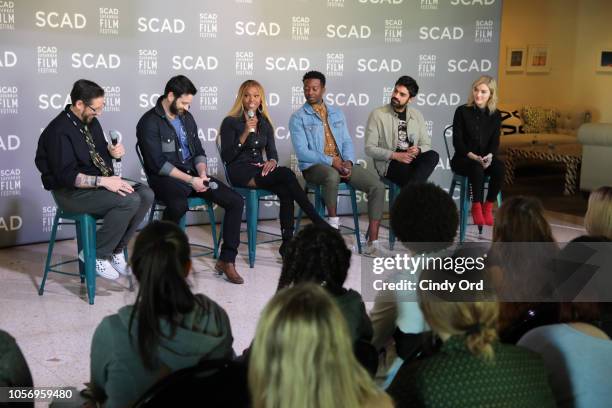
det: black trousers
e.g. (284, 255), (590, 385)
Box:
(385, 150), (439, 187)
(149, 175), (244, 263)
(451, 156), (505, 203)
(234, 166), (327, 237)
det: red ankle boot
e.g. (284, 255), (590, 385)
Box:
(471, 202), (484, 226)
(483, 201), (494, 226)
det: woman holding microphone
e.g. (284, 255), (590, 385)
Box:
(220, 80), (328, 257)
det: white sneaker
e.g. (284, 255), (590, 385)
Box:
(96, 259), (119, 280)
(110, 252), (130, 275)
(327, 216), (340, 230)
(363, 240), (389, 257)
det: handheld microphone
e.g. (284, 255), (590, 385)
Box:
(205, 180), (218, 190)
(109, 130), (121, 162)
(247, 110), (256, 134)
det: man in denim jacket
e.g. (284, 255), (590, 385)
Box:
(289, 71), (385, 255)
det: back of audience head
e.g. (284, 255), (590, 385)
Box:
(249, 284), (384, 408)
(129, 221), (197, 369)
(584, 186), (612, 240)
(278, 224), (351, 296)
(493, 196), (554, 242)
(390, 182), (458, 253)
(418, 268), (499, 360)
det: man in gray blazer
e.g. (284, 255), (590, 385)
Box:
(365, 76), (439, 186)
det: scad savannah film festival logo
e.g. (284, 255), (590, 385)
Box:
(37, 46), (58, 74)
(0, 168), (21, 197)
(206, 157), (218, 176)
(327, 0), (344, 8)
(326, 53), (344, 77)
(384, 19), (402, 43)
(291, 16), (309, 41)
(138, 49), (157, 75)
(42, 206), (58, 233)
(420, 0), (438, 10)
(199, 13), (217, 39)
(418, 54), (436, 78)
(382, 86), (393, 105)
(0, 85), (18, 114)
(475, 20), (494, 43)
(425, 120), (433, 137)
(235, 51), (254, 76)
(99, 7), (119, 35)
(199, 86), (218, 111)
(103, 85), (120, 112)
(291, 86), (305, 111)
(0, 1), (15, 30)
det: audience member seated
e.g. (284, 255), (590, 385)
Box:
(387, 266), (556, 408)
(88, 221), (234, 408)
(1, 329), (33, 408)
(249, 284), (393, 408)
(369, 183), (458, 356)
(584, 186), (612, 240)
(277, 224), (373, 345)
(519, 301), (612, 408)
(487, 196), (559, 343)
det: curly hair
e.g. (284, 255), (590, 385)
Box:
(277, 224), (351, 295)
(390, 183), (458, 252)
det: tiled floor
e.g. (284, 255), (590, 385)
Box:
(0, 212), (586, 403)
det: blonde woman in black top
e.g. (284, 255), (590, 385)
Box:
(220, 80), (327, 257)
(451, 75), (504, 226)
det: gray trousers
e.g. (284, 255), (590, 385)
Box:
(302, 164), (385, 220)
(53, 183), (154, 258)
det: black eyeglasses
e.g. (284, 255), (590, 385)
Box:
(86, 102), (106, 114)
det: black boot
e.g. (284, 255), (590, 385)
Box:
(279, 228), (294, 258)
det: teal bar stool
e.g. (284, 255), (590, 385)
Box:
(382, 178), (400, 250)
(147, 197), (219, 259)
(295, 182), (362, 254)
(215, 139), (281, 268)
(39, 194), (132, 305)
(232, 186), (282, 268)
(443, 125), (502, 243)
(136, 143), (219, 259)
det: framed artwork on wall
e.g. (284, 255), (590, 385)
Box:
(596, 49), (612, 72)
(506, 46), (526, 72)
(527, 44), (550, 72)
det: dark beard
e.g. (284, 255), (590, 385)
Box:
(169, 99), (182, 116)
(391, 98), (407, 111)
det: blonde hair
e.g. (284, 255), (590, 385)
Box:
(419, 281), (499, 361)
(584, 186), (612, 239)
(249, 284), (385, 408)
(466, 75), (498, 114)
(226, 79), (274, 127)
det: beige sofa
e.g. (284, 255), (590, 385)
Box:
(578, 123), (612, 191)
(498, 105), (591, 159)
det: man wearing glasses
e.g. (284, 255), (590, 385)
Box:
(35, 79), (154, 280)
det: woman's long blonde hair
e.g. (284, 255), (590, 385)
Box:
(249, 284), (384, 408)
(226, 79), (273, 126)
(466, 75), (498, 114)
(585, 186), (612, 239)
(420, 295), (499, 361)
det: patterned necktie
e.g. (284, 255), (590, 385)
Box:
(83, 125), (112, 176)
